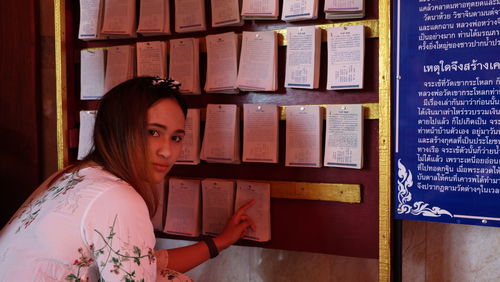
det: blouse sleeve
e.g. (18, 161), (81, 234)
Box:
(81, 183), (157, 281)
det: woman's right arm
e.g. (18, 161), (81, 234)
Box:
(156, 199), (256, 273)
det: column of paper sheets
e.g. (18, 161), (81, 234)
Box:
(163, 178), (271, 242)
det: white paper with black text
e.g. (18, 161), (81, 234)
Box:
(324, 104), (363, 169)
(136, 41), (167, 78)
(284, 26), (321, 89)
(243, 104), (279, 163)
(137, 0), (171, 35)
(78, 0), (104, 40)
(326, 25), (365, 90)
(285, 105), (323, 167)
(201, 179), (235, 236)
(101, 0), (137, 37)
(104, 45), (135, 93)
(174, 0), (206, 33)
(169, 38), (200, 95)
(324, 0), (365, 19)
(235, 180), (271, 242)
(200, 104), (240, 164)
(241, 0), (279, 19)
(80, 49), (106, 100)
(164, 178), (201, 237)
(211, 0), (243, 27)
(236, 31), (277, 91)
(175, 109), (201, 165)
(205, 32), (239, 94)
(282, 0), (318, 21)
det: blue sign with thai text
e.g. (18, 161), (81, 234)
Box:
(393, 0), (500, 227)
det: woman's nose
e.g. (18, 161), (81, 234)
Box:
(158, 140), (171, 159)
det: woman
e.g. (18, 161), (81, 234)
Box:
(0, 77), (255, 281)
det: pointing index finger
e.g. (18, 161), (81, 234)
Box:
(236, 199), (256, 216)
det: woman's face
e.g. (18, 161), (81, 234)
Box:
(146, 98), (186, 183)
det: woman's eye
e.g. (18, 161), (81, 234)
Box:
(148, 130), (159, 137)
(172, 135), (183, 142)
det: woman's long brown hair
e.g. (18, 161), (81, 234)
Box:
(49, 77), (187, 216)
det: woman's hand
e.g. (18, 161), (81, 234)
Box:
(214, 199), (256, 251)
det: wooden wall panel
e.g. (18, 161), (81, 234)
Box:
(62, 0), (380, 258)
(0, 0), (40, 227)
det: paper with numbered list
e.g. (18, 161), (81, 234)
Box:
(200, 104), (241, 164)
(205, 32), (239, 94)
(242, 0), (279, 19)
(104, 45), (135, 93)
(236, 31), (277, 91)
(78, 0), (104, 40)
(78, 111), (96, 160)
(211, 0), (243, 27)
(284, 26), (321, 89)
(326, 25), (365, 90)
(282, 0), (318, 22)
(164, 178), (201, 237)
(175, 109), (201, 165)
(324, 0), (365, 19)
(80, 49), (106, 100)
(101, 0), (137, 37)
(324, 104), (363, 169)
(201, 179), (235, 236)
(137, 0), (170, 35)
(151, 181), (166, 231)
(174, 0), (206, 33)
(169, 38), (200, 95)
(285, 105), (323, 168)
(136, 41), (167, 78)
(243, 104), (279, 163)
(235, 180), (271, 242)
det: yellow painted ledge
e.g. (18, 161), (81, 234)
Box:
(269, 181), (361, 203)
(168, 177), (361, 203)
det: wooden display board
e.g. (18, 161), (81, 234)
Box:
(54, 0), (392, 280)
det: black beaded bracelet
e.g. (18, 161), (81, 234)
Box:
(203, 237), (219, 259)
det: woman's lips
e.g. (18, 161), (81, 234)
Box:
(153, 163), (171, 172)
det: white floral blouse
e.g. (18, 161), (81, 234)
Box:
(0, 166), (192, 282)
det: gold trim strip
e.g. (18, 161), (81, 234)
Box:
(269, 181), (360, 203)
(54, 0), (68, 170)
(378, 0), (392, 281)
(169, 177), (361, 203)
